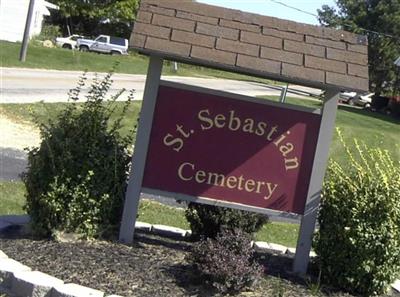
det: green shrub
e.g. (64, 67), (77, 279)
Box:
(35, 24), (61, 41)
(22, 69), (135, 238)
(314, 129), (400, 296)
(185, 202), (268, 240)
(388, 99), (400, 118)
(189, 228), (263, 294)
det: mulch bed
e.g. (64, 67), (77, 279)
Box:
(0, 227), (397, 297)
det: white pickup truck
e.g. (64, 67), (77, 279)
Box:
(76, 35), (128, 55)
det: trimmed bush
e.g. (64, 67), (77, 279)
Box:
(388, 98), (400, 117)
(371, 95), (389, 111)
(185, 202), (268, 240)
(35, 24), (61, 41)
(22, 70), (135, 238)
(189, 228), (263, 294)
(314, 129), (400, 296)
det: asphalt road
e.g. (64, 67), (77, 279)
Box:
(0, 67), (322, 103)
(0, 67), (321, 187)
(0, 148), (27, 181)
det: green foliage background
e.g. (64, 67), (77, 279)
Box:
(48, 0), (139, 38)
(50, 0), (139, 23)
(185, 203), (269, 240)
(318, 0), (400, 95)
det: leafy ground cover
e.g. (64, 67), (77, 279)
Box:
(1, 231), (379, 297)
(1, 222), (397, 296)
(0, 181), (26, 215)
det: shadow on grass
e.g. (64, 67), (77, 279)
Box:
(134, 232), (192, 253)
(0, 224), (36, 240)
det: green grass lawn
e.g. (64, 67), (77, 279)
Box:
(0, 41), (149, 74)
(0, 101), (141, 141)
(139, 199), (299, 247)
(0, 182), (26, 215)
(0, 68), (398, 249)
(0, 40), (280, 84)
(2, 96), (399, 164)
(0, 181), (299, 247)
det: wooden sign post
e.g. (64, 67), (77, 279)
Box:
(292, 89), (339, 273)
(119, 56), (163, 244)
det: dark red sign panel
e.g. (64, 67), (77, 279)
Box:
(142, 84), (321, 214)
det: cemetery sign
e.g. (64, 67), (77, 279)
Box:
(142, 82), (321, 215)
(119, 0), (369, 275)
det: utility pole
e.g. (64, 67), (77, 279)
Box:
(20, 0), (36, 62)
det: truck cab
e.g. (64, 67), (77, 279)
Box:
(77, 35), (128, 55)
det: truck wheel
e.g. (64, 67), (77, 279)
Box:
(348, 98), (355, 106)
(111, 51), (121, 55)
(79, 46), (89, 52)
(62, 44), (72, 49)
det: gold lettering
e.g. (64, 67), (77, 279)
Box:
(228, 110), (241, 131)
(163, 134), (183, 152)
(237, 175), (244, 190)
(242, 118), (255, 133)
(195, 170), (207, 183)
(256, 181), (265, 193)
(280, 143), (294, 157)
(285, 157), (299, 171)
(255, 122), (266, 136)
(207, 172), (225, 186)
(214, 113), (226, 128)
(177, 162), (194, 181)
(264, 183), (278, 200)
(245, 179), (256, 192)
(198, 109), (213, 130)
(176, 125), (191, 138)
(177, 162), (280, 200)
(273, 130), (290, 146)
(267, 126), (279, 141)
(226, 176), (237, 189)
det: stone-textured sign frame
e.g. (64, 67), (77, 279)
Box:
(142, 80), (322, 215)
(120, 0), (368, 275)
(119, 56), (339, 275)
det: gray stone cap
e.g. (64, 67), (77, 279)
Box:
(131, 0), (369, 92)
